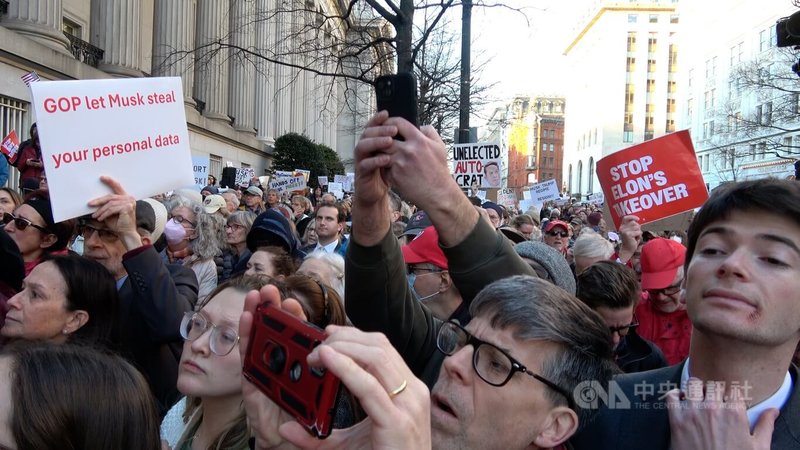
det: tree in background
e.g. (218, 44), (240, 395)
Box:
(272, 133), (345, 188)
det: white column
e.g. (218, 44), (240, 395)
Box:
(152, 0), (196, 106)
(254, 0), (276, 144)
(194, 0), (230, 122)
(3, 0), (70, 54)
(274, 7), (291, 137)
(91, 0), (143, 77)
(228, 0), (256, 133)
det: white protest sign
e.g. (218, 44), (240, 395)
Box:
(31, 77), (192, 221)
(328, 182), (344, 199)
(333, 174), (347, 184)
(235, 168), (255, 187)
(528, 179), (561, 206)
(522, 190), (531, 201)
(269, 175), (306, 194)
(476, 190), (487, 202)
(274, 170), (293, 178)
(519, 199), (535, 213)
(346, 172), (355, 192)
(587, 192), (605, 205)
(497, 189), (517, 208)
(318, 176), (328, 186)
(192, 155), (210, 190)
(451, 142), (502, 188)
(294, 169), (311, 183)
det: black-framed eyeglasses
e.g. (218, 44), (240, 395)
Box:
(436, 320), (572, 405)
(225, 223), (245, 232)
(609, 321), (639, 337)
(78, 222), (119, 243)
(2, 212), (50, 233)
(180, 311), (240, 356)
(172, 215), (197, 228)
(647, 282), (682, 297)
(547, 230), (569, 238)
(406, 265), (443, 276)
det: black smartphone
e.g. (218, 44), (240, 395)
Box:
(243, 304), (341, 439)
(375, 73), (418, 128)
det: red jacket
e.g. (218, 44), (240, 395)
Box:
(16, 140), (43, 182)
(635, 292), (692, 365)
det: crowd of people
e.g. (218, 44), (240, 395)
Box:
(0, 110), (798, 449)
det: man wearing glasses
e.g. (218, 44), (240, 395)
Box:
(636, 237), (692, 365)
(80, 176), (198, 417)
(576, 260), (666, 373)
(542, 220), (570, 254)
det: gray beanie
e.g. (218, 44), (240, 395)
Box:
(513, 241), (576, 295)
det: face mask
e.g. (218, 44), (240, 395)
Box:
(407, 272), (439, 302)
(164, 218), (187, 245)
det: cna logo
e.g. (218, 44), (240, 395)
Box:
(573, 381), (632, 410)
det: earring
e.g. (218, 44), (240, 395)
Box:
(62, 329), (68, 335)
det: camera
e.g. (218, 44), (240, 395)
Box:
(243, 304), (341, 438)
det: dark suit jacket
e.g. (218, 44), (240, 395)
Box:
(571, 362), (800, 449)
(117, 245), (198, 418)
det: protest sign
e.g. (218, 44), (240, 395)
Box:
(328, 182), (344, 199)
(522, 189), (531, 201)
(476, 190), (487, 202)
(596, 130), (708, 229)
(318, 176), (328, 186)
(528, 179), (561, 206)
(274, 170), (293, 178)
(235, 168), (255, 187)
(451, 142), (502, 188)
(519, 199), (535, 213)
(269, 175), (306, 194)
(294, 169), (311, 183)
(1, 130), (20, 164)
(30, 77), (193, 221)
(192, 155), (210, 190)
(587, 192), (605, 205)
(497, 189), (517, 208)
(346, 172), (355, 192)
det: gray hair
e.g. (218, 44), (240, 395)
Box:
(221, 191), (240, 209)
(470, 275), (616, 426)
(227, 210), (257, 232)
(302, 251), (345, 299)
(572, 230), (614, 260)
(167, 194), (222, 260)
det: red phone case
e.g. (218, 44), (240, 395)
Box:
(243, 304), (341, 438)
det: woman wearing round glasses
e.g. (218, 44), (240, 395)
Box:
(2, 190), (76, 275)
(162, 275), (268, 450)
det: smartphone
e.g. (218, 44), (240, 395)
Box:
(375, 73), (418, 128)
(243, 304), (341, 439)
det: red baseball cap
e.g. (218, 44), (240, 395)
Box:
(544, 220), (569, 233)
(401, 226), (448, 270)
(640, 238), (686, 290)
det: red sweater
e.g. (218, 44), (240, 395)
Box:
(635, 292), (692, 365)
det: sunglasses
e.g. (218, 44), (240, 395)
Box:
(2, 212), (50, 233)
(547, 230), (569, 238)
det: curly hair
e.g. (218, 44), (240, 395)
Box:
(168, 195), (223, 260)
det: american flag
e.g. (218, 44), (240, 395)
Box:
(21, 71), (40, 86)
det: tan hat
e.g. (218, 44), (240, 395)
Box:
(203, 194), (226, 214)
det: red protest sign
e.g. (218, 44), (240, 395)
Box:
(596, 130), (708, 229)
(1, 130), (20, 164)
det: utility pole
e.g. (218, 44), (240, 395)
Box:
(458, 0), (472, 144)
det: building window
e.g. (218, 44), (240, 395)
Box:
(648, 59), (656, 73)
(628, 14), (637, 23)
(648, 34), (657, 53)
(764, 101), (773, 125)
(666, 119), (675, 133)
(627, 32), (637, 52)
(755, 105), (763, 125)
(626, 57), (636, 72)
(550, 143), (554, 152)
(62, 18), (82, 38)
(758, 142), (767, 160)
(667, 80), (677, 93)
(649, 14), (658, 23)
(588, 157), (595, 193)
(670, 14), (679, 24)
(760, 29), (775, 52)
(209, 154), (222, 181)
(647, 79), (656, 93)
(668, 44), (677, 72)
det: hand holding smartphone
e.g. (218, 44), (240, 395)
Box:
(243, 304), (341, 439)
(375, 73), (418, 139)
